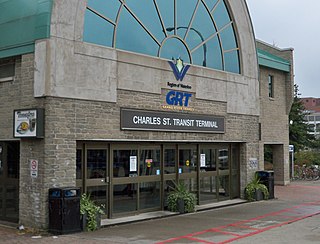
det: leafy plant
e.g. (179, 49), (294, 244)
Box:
(167, 180), (197, 213)
(80, 193), (105, 231)
(245, 174), (269, 201)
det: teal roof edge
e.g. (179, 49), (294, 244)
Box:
(0, 0), (53, 58)
(257, 48), (291, 72)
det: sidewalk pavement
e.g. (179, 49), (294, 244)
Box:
(1, 180), (320, 244)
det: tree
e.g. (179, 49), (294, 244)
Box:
(289, 84), (315, 152)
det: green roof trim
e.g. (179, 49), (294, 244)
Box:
(257, 48), (291, 72)
(0, 0), (53, 58)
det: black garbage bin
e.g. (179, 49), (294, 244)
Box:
(256, 171), (274, 199)
(49, 187), (81, 234)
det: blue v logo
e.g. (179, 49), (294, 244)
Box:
(168, 58), (190, 81)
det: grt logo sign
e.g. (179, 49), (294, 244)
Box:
(166, 90), (192, 106)
(168, 58), (190, 81)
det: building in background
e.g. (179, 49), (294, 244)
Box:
(0, 0), (293, 229)
(257, 40), (294, 183)
(301, 98), (320, 138)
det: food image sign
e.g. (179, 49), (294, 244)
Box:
(13, 109), (44, 138)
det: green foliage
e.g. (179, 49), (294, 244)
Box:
(245, 174), (269, 202)
(289, 84), (315, 151)
(167, 181), (197, 213)
(295, 151), (320, 166)
(80, 193), (105, 231)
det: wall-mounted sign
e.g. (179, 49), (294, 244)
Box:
(249, 158), (258, 169)
(30, 159), (38, 178)
(130, 156), (137, 172)
(166, 90), (192, 107)
(121, 108), (225, 133)
(200, 154), (206, 167)
(168, 58), (190, 81)
(13, 108), (44, 138)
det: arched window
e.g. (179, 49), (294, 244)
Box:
(83, 0), (240, 73)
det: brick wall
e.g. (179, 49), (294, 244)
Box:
(1, 52), (260, 228)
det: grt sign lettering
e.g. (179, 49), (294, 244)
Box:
(166, 91), (192, 107)
(121, 108), (225, 133)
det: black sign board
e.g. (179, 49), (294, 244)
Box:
(121, 108), (225, 133)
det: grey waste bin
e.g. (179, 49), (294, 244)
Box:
(49, 187), (81, 234)
(256, 171), (274, 199)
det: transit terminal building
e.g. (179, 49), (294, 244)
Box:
(0, 0), (293, 228)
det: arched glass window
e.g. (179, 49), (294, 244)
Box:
(83, 0), (240, 73)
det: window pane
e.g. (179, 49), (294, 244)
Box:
(87, 0), (120, 22)
(83, 9), (114, 46)
(0, 63), (14, 79)
(219, 24), (237, 51)
(76, 149), (82, 179)
(164, 149), (176, 174)
(218, 175), (230, 199)
(176, 0), (197, 37)
(212, 0), (231, 30)
(139, 149), (160, 176)
(139, 181), (160, 210)
(87, 149), (107, 179)
(200, 149), (216, 171)
(113, 183), (137, 214)
(268, 75), (274, 98)
(87, 186), (107, 212)
(200, 176), (217, 202)
(116, 8), (159, 56)
(160, 37), (190, 63)
(113, 150), (138, 178)
(224, 50), (240, 73)
(203, 0), (219, 11)
(179, 149), (197, 173)
(187, 3), (216, 50)
(157, 0), (174, 31)
(7, 142), (19, 179)
(126, 0), (165, 43)
(192, 35), (222, 70)
(218, 149), (229, 170)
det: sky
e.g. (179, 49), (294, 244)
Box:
(246, 0), (320, 98)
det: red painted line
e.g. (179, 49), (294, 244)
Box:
(229, 224), (260, 230)
(185, 236), (217, 244)
(156, 204), (320, 244)
(220, 211), (320, 244)
(209, 229), (242, 237)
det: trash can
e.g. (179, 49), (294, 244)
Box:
(256, 171), (274, 199)
(49, 187), (81, 234)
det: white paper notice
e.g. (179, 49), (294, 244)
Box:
(130, 156), (137, 172)
(200, 154), (206, 167)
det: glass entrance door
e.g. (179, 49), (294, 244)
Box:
(199, 147), (218, 203)
(0, 141), (20, 223)
(199, 145), (231, 203)
(80, 144), (108, 217)
(178, 146), (198, 197)
(111, 145), (161, 217)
